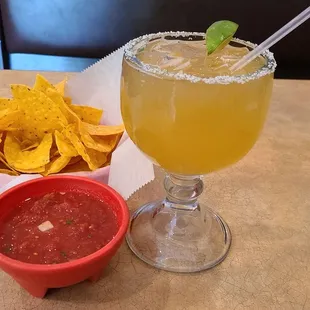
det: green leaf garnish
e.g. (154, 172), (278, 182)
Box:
(206, 20), (239, 55)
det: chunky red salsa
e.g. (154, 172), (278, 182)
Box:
(0, 191), (118, 264)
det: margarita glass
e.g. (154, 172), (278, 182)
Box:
(121, 32), (276, 272)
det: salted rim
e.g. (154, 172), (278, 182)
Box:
(124, 31), (277, 84)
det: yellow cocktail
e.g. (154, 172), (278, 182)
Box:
(122, 32), (276, 273)
(122, 38), (274, 175)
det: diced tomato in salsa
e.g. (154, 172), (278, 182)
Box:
(0, 192), (118, 264)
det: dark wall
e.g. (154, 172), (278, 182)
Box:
(0, 0), (309, 77)
(0, 10), (4, 69)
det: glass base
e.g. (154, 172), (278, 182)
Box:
(126, 200), (231, 273)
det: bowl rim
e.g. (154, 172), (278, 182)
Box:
(0, 176), (129, 272)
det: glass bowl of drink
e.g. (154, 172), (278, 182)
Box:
(121, 31), (276, 272)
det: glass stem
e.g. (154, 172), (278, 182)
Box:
(164, 174), (204, 211)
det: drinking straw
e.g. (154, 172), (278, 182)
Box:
(230, 6), (310, 72)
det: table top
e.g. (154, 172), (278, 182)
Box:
(0, 70), (310, 310)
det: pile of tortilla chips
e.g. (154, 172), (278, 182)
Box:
(0, 74), (124, 176)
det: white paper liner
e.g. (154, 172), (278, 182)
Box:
(0, 47), (155, 199)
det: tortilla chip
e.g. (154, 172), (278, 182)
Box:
(80, 127), (121, 153)
(10, 85), (67, 140)
(4, 132), (53, 170)
(0, 150), (19, 175)
(0, 152), (18, 174)
(61, 159), (91, 173)
(0, 98), (18, 111)
(21, 140), (40, 151)
(45, 88), (79, 124)
(69, 105), (103, 125)
(54, 130), (78, 157)
(67, 156), (82, 166)
(86, 147), (107, 169)
(42, 155), (71, 176)
(54, 77), (67, 97)
(0, 109), (21, 131)
(82, 122), (124, 136)
(16, 166), (46, 173)
(105, 152), (112, 166)
(63, 125), (106, 170)
(0, 168), (19, 176)
(64, 97), (72, 105)
(33, 74), (56, 93)
(52, 150), (59, 157)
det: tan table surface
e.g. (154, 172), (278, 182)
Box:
(0, 70), (310, 310)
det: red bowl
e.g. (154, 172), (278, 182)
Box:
(0, 176), (129, 298)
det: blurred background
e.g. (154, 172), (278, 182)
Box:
(0, 0), (309, 78)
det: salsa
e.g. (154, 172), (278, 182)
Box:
(0, 191), (118, 264)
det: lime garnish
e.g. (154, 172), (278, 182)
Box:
(206, 20), (239, 55)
